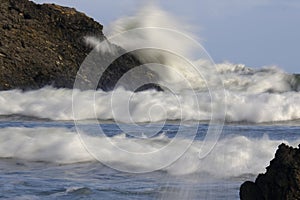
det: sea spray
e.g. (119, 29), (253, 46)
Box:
(84, 4), (299, 93)
(0, 126), (298, 177)
(84, 3), (213, 92)
(0, 87), (299, 123)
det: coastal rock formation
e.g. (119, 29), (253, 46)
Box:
(240, 143), (300, 200)
(0, 0), (158, 91)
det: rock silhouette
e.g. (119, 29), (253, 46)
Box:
(240, 143), (300, 200)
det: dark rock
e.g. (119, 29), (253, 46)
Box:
(240, 181), (264, 200)
(2, 23), (12, 30)
(293, 74), (300, 91)
(0, 0), (161, 91)
(240, 143), (300, 200)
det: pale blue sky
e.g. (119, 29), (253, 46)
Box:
(34, 0), (300, 73)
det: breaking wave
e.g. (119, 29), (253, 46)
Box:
(0, 80), (299, 123)
(0, 126), (299, 177)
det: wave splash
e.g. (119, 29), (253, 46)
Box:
(68, 3), (300, 123)
(86, 3), (299, 93)
(1, 127), (298, 177)
(0, 85), (299, 123)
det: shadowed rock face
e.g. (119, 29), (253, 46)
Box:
(0, 0), (160, 91)
(240, 143), (300, 200)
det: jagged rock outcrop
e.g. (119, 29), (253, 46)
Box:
(0, 0), (159, 91)
(240, 143), (300, 200)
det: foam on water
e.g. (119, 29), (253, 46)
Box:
(0, 127), (299, 177)
(216, 63), (298, 93)
(0, 127), (91, 163)
(0, 86), (299, 123)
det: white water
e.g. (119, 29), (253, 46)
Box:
(0, 85), (299, 123)
(0, 126), (298, 177)
(66, 4), (300, 123)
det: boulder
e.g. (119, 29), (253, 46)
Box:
(240, 143), (300, 200)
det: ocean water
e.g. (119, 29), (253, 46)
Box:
(1, 66), (299, 200)
(1, 64), (299, 199)
(1, 2), (300, 200)
(0, 119), (300, 200)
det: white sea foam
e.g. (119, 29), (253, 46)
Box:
(0, 127), (298, 177)
(216, 63), (297, 93)
(0, 86), (299, 123)
(0, 127), (91, 163)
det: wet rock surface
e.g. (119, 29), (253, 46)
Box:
(240, 143), (300, 200)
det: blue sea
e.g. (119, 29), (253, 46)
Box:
(0, 57), (300, 200)
(1, 117), (300, 200)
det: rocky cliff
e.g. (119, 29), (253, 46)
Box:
(0, 0), (156, 91)
(240, 143), (300, 200)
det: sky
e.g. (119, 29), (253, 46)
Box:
(33, 0), (300, 73)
